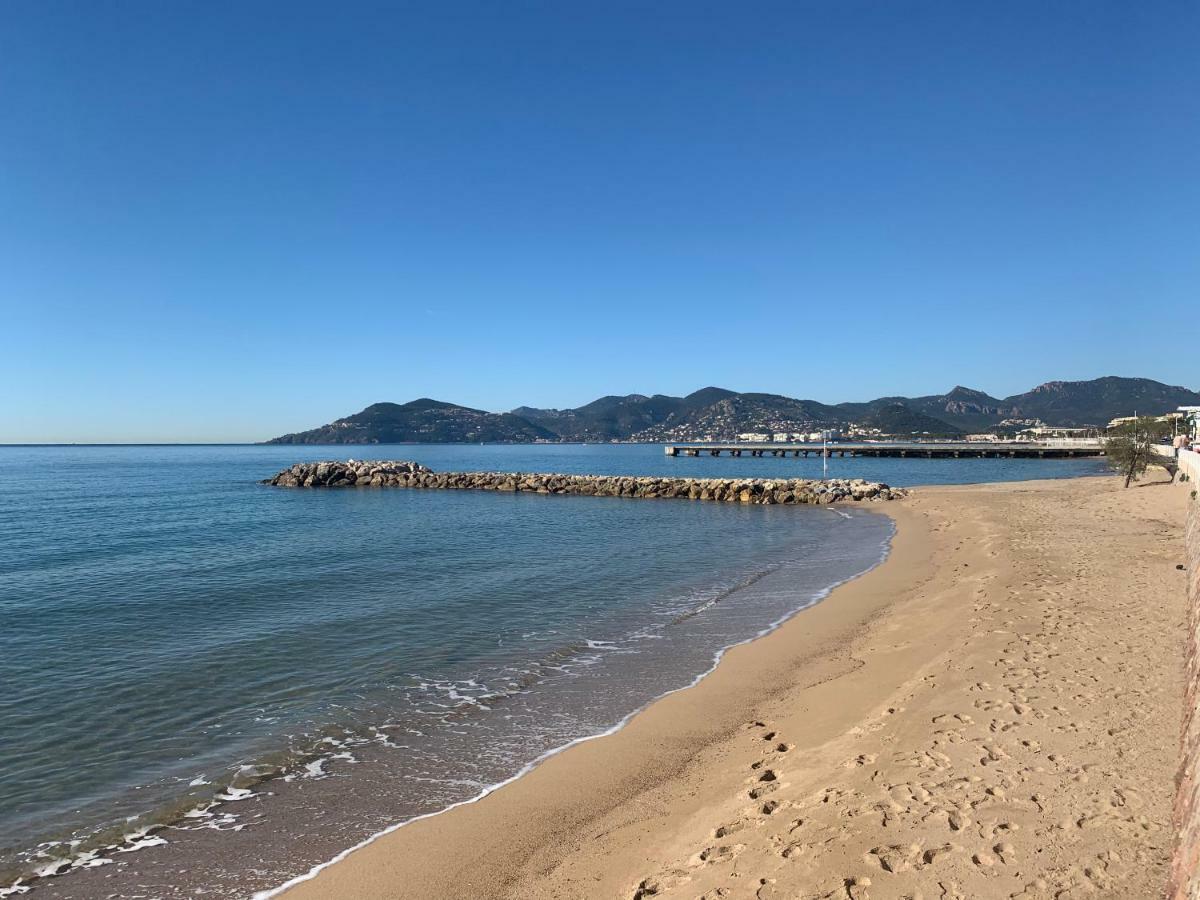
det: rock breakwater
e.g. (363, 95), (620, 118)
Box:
(263, 460), (904, 503)
(265, 460), (432, 487)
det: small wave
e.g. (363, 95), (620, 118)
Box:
(406, 638), (629, 718)
(3, 503), (896, 900)
(3, 822), (173, 894)
(669, 564), (781, 625)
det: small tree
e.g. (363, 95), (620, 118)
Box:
(1104, 417), (1175, 487)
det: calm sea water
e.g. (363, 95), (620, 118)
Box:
(0, 445), (1105, 897)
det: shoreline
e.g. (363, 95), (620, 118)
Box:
(4, 486), (895, 899)
(274, 474), (1188, 899)
(253, 512), (897, 900)
(269, 486), (938, 898)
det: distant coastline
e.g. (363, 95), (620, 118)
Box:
(265, 376), (1198, 445)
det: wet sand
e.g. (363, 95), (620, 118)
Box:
(276, 475), (1188, 900)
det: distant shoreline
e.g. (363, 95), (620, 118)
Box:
(0, 438), (1116, 448)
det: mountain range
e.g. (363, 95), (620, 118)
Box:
(265, 376), (1200, 444)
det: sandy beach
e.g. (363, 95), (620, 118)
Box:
(277, 474), (1189, 900)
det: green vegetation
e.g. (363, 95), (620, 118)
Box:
(1103, 417), (1175, 488)
(267, 399), (557, 444)
(266, 377), (1200, 444)
(859, 403), (964, 437)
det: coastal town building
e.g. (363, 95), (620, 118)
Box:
(963, 428), (1096, 443)
(1179, 406), (1200, 440)
(1017, 426), (1098, 440)
(1019, 426), (1090, 438)
(843, 425), (884, 438)
(1108, 412), (1189, 432)
(731, 429), (845, 443)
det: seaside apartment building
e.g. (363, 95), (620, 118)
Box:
(1107, 408), (1200, 442)
(1180, 406), (1200, 440)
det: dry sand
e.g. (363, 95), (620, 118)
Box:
(278, 475), (1189, 900)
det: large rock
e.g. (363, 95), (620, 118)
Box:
(261, 460), (432, 487)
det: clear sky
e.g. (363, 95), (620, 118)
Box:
(1, 1), (1196, 442)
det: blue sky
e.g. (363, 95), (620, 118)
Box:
(1, 1), (1196, 442)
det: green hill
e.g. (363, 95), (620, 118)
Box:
(264, 377), (1198, 443)
(266, 399), (556, 444)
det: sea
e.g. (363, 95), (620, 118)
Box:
(0, 444), (1107, 897)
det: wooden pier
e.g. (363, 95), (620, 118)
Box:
(664, 441), (1105, 460)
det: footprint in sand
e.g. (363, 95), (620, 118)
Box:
(714, 820), (745, 838)
(867, 843), (922, 873)
(749, 782), (779, 800)
(972, 850), (998, 870)
(919, 843), (958, 867)
(695, 843), (744, 865)
(843, 875), (873, 899)
(946, 810), (970, 831)
(632, 880), (659, 899)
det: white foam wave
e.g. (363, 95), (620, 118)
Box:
(116, 833), (167, 853)
(214, 786), (257, 802)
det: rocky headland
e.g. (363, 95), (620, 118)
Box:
(262, 460), (904, 503)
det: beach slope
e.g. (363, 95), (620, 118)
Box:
(278, 475), (1188, 900)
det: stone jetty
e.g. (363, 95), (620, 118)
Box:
(262, 460), (904, 504)
(266, 460), (432, 487)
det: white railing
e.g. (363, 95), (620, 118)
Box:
(1029, 437), (1104, 448)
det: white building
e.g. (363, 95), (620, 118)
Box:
(1018, 426), (1097, 440)
(1109, 412), (1191, 433)
(737, 432), (770, 443)
(1180, 406), (1200, 441)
